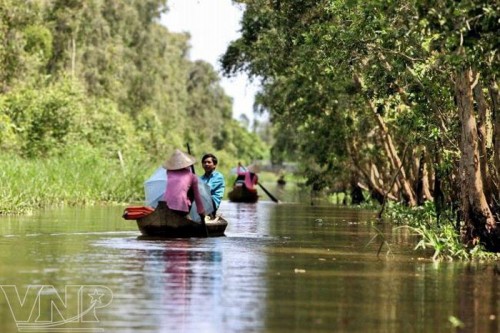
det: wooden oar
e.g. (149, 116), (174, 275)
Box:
(239, 164), (280, 203)
(257, 182), (280, 203)
(186, 143), (209, 237)
(187, 143), (195, 173)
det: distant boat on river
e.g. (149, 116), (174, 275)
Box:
(228, 185), (259, 203)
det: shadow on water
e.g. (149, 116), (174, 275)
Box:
(0, 192), (498, 332)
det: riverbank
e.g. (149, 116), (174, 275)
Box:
(385, 201), (499, 261)
(1, 152), (498, 261)
(0, 148), (148, 215)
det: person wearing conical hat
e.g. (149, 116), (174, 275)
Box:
(235, 162), (259, 190)
(163, 149), (205, 220)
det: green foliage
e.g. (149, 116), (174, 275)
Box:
(411, 224), (470, 261)
(1, 78), (85, 157)
(23, 24), (53, 60)
(74, 97), (143, 157)
(185, 60), (233, 144)
(223, 0), (372, 184)
(0, 0), (270, 215)
(0, 0), (47, 90)
(0, 147), (148, 215)
(448, 316), (465, 329)
(0, 77), (159, 159)
(0, 105), (19, 151)
(214, 119), (268, 161)
(223, 0), (499, 254)
(133, 107), (167, 156)
(1, 0), (267, 161)
(389, 202), (500, 261)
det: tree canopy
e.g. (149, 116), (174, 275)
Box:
(0, 0), (267, 163)
(222, 0), (499, 249)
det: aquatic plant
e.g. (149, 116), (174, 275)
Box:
(388, 202), (500, 261)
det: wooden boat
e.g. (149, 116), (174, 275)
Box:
(228, 185), (259, 203)
(125, 201), (228, 238)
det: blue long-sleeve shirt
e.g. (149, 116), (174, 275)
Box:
(200, 171), (225, 209)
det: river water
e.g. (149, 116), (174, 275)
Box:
(0, 190), (498, 333)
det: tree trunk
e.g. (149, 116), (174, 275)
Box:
(369, 101), (417, 206)
(416, 150), (433, 205)
(473, 79), (492, 201)
(488, 80), (500, 196)
(348, 145), (396, 205)
(433, 148), (445, 225)
(350, 175), (365, 205)
(352, 73), (417, 206)
(455, 68), (498, 248)
(422, 152), (434, 202)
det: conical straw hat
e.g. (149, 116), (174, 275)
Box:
(163, 149), (196, 170)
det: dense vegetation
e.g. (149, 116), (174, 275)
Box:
(0, 0), (267, 214)
(222, 0), (499, 253)
(1, 0), (498, 258)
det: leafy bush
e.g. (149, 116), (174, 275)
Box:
(388, 202), (499, 261)
(1, 78), (85, 157)
(0, 106), (20, 152)
(73, 97), (144, 157)
(0, 77), (153, 159)
(23, 24), (53, 60)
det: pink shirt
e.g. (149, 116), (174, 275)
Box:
(236, 166), (259, 190)
(164, 168), (205, 214)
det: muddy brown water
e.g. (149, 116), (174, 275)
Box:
(0, 191), (498, 332)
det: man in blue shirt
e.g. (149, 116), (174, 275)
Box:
(200, 153), (225, 213)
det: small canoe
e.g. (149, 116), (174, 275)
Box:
(124, 201), (228, 238)
(228, 185), (259, 203)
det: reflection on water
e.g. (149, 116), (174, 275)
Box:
(108, 240), (228, 332)
(0, 198), (498, 333)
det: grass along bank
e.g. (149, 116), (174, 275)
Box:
(4, 149), (497, 262)
(385, 201), (500, 261)
(0, 147), (151, 215)
(0, 148), (283, 215)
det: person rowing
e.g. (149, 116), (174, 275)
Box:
(235, 162), (259, 190)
